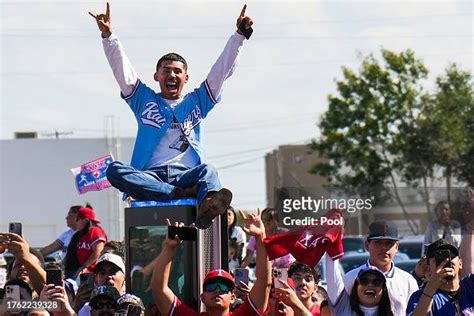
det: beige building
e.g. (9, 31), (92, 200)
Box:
(265, 144), (327, 207)
(264, 144), (467, 237)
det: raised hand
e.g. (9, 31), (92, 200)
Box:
(1, 232), (30, 262)
(236, 4), (253, 36)
(163, 218), (184, 250)
(424, 258), (454, 294)
(239, 209), (264, 237)
(88, 2), (112, 38)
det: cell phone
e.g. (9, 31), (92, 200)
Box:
(238, 19), (253, 39)
(80, 273), (95, 286)
(131, 270), (144, 291)
(9, 222), (22, 237)
(168, 226), (197, 241)
(435, 249), (452, 268)
(272, 268), (288, 289)
(46, 268), (63, 286)
(5, 285), (20, 301)
(235, 268), (249, 286)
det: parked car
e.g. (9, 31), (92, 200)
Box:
(339, 252), (410, 272)
(396, 259), (419, 273)
(398, 235), (424, 259)
(343, 236), (365, 254)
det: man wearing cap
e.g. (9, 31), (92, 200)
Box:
(89, 285), (120, 316)
(151, 211), (271, 315)
(406, 239), (474, 315)
(77, 253), (127, 315)
(343, 220), (418, 316)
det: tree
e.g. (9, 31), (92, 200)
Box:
(311, 48), (428, 234)
(430, 64), (474, 203)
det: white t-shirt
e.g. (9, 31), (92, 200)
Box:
(343, 261), (418, 316)
(56, 228), (76, 258)
(144, 99), (199, 169)
(230, 226), (246, 245)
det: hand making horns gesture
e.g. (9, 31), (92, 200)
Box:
(89, 2), (112, 39)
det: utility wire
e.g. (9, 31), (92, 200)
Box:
(2, 51), (471, 77)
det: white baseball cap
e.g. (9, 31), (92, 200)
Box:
(93, 253), (125, 274)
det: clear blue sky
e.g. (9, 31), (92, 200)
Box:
(1, 0), (472, 209)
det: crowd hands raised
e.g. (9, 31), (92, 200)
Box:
(2, 201), (471, 316)
(1, 0), (473, 314)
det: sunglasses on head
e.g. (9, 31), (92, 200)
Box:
(358, 277), (384, 287)
(203, 282), (232, 293)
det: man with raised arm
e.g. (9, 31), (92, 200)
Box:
(89, 3), (253, 229)
(151, 210), (271, 315)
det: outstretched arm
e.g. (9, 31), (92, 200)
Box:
(151, 219), (182, 316)
(40, 240), (62, 257)
(1, 233), (46, 294)
(205, 4), (253, 102)
(324, 255), (344, 305)
(240, 210), (271, 312)
(89, 2), (138, 98)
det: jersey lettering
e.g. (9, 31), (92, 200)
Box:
(141, 102), (166, 128)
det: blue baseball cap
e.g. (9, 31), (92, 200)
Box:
(367, 220), (399, 241)
(357, 266), (386, 279)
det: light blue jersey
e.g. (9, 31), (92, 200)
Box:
(123, 79), (219, 171)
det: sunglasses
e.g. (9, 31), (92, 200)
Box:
(92, 300), (117, 310)
(358, 277), (384, 287)
(203, 282), (232, 293)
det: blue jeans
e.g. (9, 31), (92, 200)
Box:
(106, 161), (222, 203)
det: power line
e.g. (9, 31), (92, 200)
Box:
(1, 33), (472, 40)
(1, 51), (471, 77)
(216, 155), (264, 170)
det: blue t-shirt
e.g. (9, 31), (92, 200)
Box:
(406, 274), (474, 315)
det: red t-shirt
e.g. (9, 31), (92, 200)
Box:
(76, 226), (107, 272)
(170, 296), (264, 316)
(309, 303), (320, 316)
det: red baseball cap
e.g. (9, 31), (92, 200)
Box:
(203, 269), (235, 289)
(77, 207), (100, 223)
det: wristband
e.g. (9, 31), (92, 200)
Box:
(422, 292), (433, 299)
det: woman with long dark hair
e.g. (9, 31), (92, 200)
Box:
(326, 256), (394, 316)
(227, 206), (246, 262)
(64, 206), (107, 279)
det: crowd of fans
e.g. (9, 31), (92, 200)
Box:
(0, 199), (472, 315)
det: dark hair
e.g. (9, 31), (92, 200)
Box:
(69, 202), (92, 215)
(65, 217), (104, 277)
(103, 240), (125, 258)
(261, 207), (279, 223)
(228, 206), (237, 234)
(288, 261), (321, 284)
(156, 53), (188, 72)
(349, 274), (393, 316)
(228, 238), (238, 251)
(320, 299), (329, 309)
